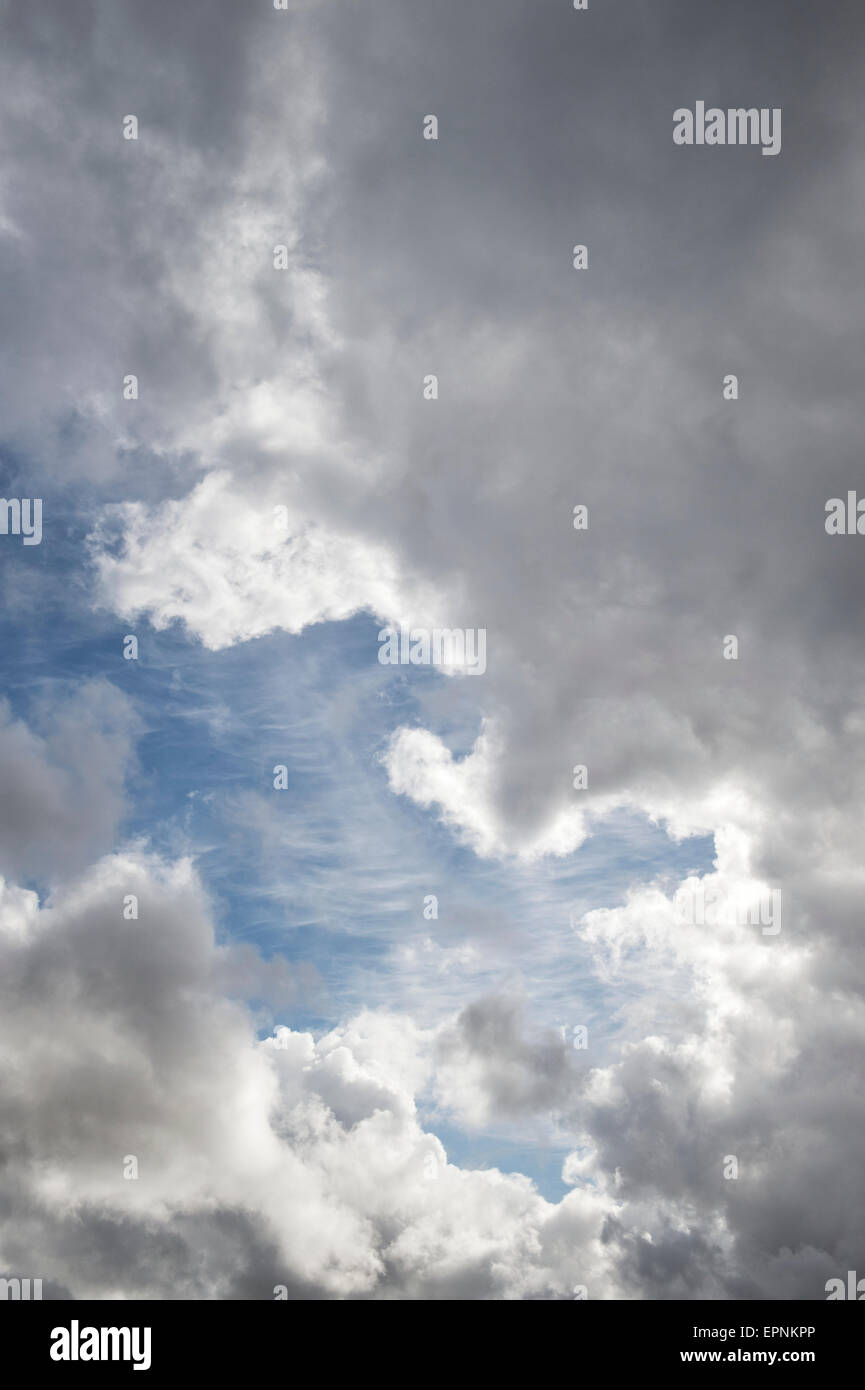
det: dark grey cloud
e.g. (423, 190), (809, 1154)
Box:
(435, 993), (584, 1121)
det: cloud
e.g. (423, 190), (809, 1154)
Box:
(384, 722), (590, 860)
(0, 849), (623, 1300)
(1, 0), (864, 1300)
(2, 837), (853, 1301)
(0, 682), (138, 882)
(434, 995), (585, 1129)
(90, 470), (442, 651)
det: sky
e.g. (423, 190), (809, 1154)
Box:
(0, 0), (863, 1300)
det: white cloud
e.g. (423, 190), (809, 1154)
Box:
(91, 470), (431, 651)
(384, 722), (589, 860)
(0, 849), (624, 1299)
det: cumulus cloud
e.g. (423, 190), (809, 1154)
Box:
(384, 722), (590, 860)
(433, 995), (585, 1129)
(2, 837), (852, 1300)
(0, 850), (624, 1300)
(90, 470), (443, 651)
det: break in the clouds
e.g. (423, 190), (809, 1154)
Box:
(1, 0), (864, 1300)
